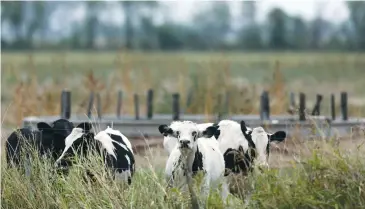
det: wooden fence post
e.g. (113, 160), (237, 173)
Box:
(341, 92), (348, 121)
(146, 89), (153, 119)
(172, 93), (180, 120)
(260, 91), (270, 120)
(224, 91), (230, 116)
(87, 91), (94, 118)
(116, 90), (123, 119)
(217, 94), (222, 121)
(60, 90), (71, 119)
(289, 92), (296, 108)
(299, 92), (306, 121)
(134, 94), (139, 120)
(331, 93), (336, 121)
(96, 93), (102, 119)
(311, 94), (323, 116)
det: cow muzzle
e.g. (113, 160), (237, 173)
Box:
(179, 140), (191, 149)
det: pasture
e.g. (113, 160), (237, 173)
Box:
(1, 51), (365, 208)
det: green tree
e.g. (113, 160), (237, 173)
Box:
(290, 16), (308, 49)
(268, 8), (289, 49)
(347, 1), (365, 50)
(192, 2), (231, 49)
(1, 1), (25, 45)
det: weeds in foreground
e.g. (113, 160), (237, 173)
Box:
(2, 134), (365, 209)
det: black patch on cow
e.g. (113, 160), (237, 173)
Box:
(242, 147), (256, 175)
(55, 132), (96, 173)
(223, 148), (241, 176)
(6, 128), (41, 166)
(104, 133), (135, 184)
(158, 124), (173, 136)
(46, 119), (75, 160)
(213, 129), (221, 140)
(77, 122), (92, 133)
(202, 124), (219, 139)
(269, 131), (287, 142)
(212, 123), (221, 139)
(192, 146), (203, 176)
(172, 157), (182, 180)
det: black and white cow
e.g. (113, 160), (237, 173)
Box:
(211, 119), (287, 176)
(160, 121), (229, 204)
(209, 120), (251, 176)
(5, 118), (91, 167)
(54, 126), (135, 185)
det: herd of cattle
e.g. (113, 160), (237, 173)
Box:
(5, 118), (287, 203)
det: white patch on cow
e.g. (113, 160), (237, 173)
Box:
(93, 130), (130, 160)
(125, 154), (130, 165)
(104, 126), (133, 154)
(55, 127), (85, 164)
(216, 120), (249, 154)
(251, 127), (269, 167)
(163, 122), (214, 155)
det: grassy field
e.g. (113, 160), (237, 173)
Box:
(2, 131), (365, 209)
(1, 51), (365, 208)
(1, 51), (365, 128)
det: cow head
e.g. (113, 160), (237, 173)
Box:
(240, 121), (286, 170)
(158, 121), (218, 156)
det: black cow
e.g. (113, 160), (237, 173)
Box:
(5, 118), (91, 167)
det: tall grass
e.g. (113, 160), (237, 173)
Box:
(2, 132), (365, 209)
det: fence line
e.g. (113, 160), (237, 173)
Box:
(59, 89), (350, 122)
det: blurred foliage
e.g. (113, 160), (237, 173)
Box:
(1, 1), (365, 51)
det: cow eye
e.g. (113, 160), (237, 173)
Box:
(176, 131), (180, 137)
(192, 131), (197, 136)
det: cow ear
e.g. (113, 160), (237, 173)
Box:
(37, 122), (52, 132)
(77, 122), (92, 133)
(269, 131), (286, 142)
(200, 125), (218, 138)
(240, 120), (248, 132)
(158, 125), (173, 136)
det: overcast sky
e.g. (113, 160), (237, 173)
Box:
(69, 0), (350, 27)
(162, 0), (349, 24)
(2, 0), (350, 41)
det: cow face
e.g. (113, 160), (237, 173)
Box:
(158, 121), (218, 155)
(240, 121), (286, 170)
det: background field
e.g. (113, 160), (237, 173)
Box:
(2, 51), (365, 130)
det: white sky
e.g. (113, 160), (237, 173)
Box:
(161, 0), (349, 24)
(47, 0), (351, 37)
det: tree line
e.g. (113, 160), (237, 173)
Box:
(1, 1), (365, 51)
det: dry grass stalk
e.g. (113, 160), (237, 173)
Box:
(270, 61), (287, 115)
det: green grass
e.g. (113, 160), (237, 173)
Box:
(2, 135), (365, 209)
